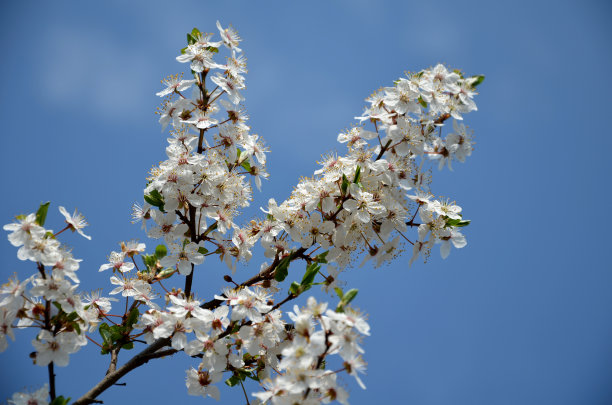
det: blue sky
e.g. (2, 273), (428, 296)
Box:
(1, 1), (612, 404)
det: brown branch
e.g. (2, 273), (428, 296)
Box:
(106, 349), (119, 375)
(72, 337), (172, 405)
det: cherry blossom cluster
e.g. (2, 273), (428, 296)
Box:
(252, 297), (369, 404)
(1, 207), (93, 362)
(231, 64), (483, 286)
(139, 21), (268, 275)
(2, 21), (483, 405)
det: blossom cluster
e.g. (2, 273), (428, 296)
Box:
(139, 22), (268, 275)
(2, 21), (483, 405)
(253, 297), (369, 404)
(243, 64), (481, 283)
(1, 208), (93, 362)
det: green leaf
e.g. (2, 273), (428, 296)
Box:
(51, 395), (71, 405)
(314, 251), (329, 264)
(203, 222), (218, 237)
(122, 342), (134, 350)
(246, 372), (260, 382)
(187, 33), (196, 45)
(241, 159), (252, 172)
(155, 244), (167, 258)
(35, 202), (50, 226)
(274, 256), (291, 282)
(191, 27), (201, 38)
(289, 281), (301, 296)
(142, 254), (157, 270)
(225, 375), (240, 387)
(206, 46), (219, 53)
(66, 311), (79, 321)
(99, 323), (112, 346)
(341, 173), (349, 195)
(198, 246), (209, 255)
(336, 288), (358, 312)
(126, 307), (139, 328)
(180, 46), (187, 54)
(334, 287), (344, 300)
(418, 96), (427, 108)
(469, 75), (485, 88)
(301, 263), (320, 286)
(445, 218), (471, 228)
(73, 322), (81, 335)
(109, 325), (124, 341)
(353, 166), (361, 184)
(341, 289), (358, 305)
(144, 189), (165, 211)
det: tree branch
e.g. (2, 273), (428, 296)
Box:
(72, 337), (171, 405)
(106, 349), (119, 375)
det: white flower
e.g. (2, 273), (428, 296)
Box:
(58, 206), (91, 240)
(185, 367), (222, 399)
(99, 251), (134, 273)
(31, 330), (85, 367)
(156, 76), (196, 97)
(216, 20), (242, 53)
(8, 384), (49, 405)
(160, 242), (205, 276)
(3, 213), (45, 247)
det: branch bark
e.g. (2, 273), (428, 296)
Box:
(72, 337), (171, 405)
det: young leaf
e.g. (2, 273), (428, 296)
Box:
(241, 159), (252, 172)
(126, 307), (139, 328)
(336, 288), (359, 312)
(66, 311), (79, 322)
(418, 96), (427, 108)
(289, 281), (301, 296)
(341, 289), (358, 305)
(35, 202), (50, 226)
(225, 375), (240, 387)
(99, 323), (112, 346)
(445, 218), (470, 228)
(301, 263), (320, 286)
(144, 189), (165, 211)
(341, 174), (349, 195)
(155, 244), (167, 258)
(274, 256), (291, 282)
(469, 75), (485, 88)
(353, 166), (361, 184)
(314, 251), (329, 263)
(109, 325), (124, 342)
(51, 396), (71, 405)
